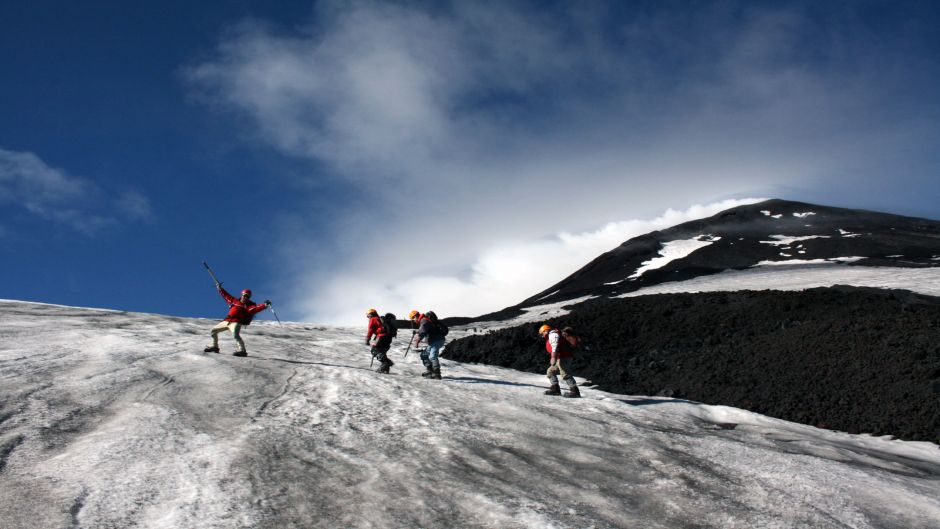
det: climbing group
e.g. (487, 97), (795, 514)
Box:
(199, 264), (580, 397)
(363, 309), (581, 398)
(364, 309), (449, 380)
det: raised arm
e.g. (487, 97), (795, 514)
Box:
(218, 286), (237, 305)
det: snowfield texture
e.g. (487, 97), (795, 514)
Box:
(619, 263), (940, 298)
(1, 301), (939, 528)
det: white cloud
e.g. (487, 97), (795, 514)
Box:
(184, 1), (940, 323)
(297, 198), (763, 324)
(0, 148), (153, 234)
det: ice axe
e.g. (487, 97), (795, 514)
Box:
(203, 261), (223, 287)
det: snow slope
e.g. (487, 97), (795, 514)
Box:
(1, 300), (939, 528)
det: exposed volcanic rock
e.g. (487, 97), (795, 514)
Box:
(443, 286), (940, 443)
(523, 199), (940, 308)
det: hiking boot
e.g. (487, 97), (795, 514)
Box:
(204, 346), (220, 353)
(233, 351), (248, 357)
(377, 362), (392, 374)
(544, 384), (561, 396)
(431, 368), (442, 380)
(421, 363), (434, 378)
(563, 386), (581, 398)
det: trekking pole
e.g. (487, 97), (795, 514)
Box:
(404, 331), (419, 358)
(268, 302), (283, 327)
(370, 345), (376, 367)
(203, 261), (223, 287)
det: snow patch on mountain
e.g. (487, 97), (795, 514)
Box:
(629, 235), (721, 280)
(760, 234), (832, 246)
(533, 289), (560, 302)
(618, 263), (940, 298)
(755, 257), (866, 266)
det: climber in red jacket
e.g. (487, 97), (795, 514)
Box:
(204, 286), (270, 357)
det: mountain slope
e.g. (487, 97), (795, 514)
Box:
(522, 199), (940, 309)
(445, 286), (940, 442)
(1, 300), (939, 528)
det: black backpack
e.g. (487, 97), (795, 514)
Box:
(425, 311), (449, 337)
(381, 313), (398, 338)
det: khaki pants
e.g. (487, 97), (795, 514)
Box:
(210, 321), (245, 353)
(547, 357), (577, 388)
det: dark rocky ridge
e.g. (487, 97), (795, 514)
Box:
(528, 199), (940, 305)
(443, 286), (940, 443)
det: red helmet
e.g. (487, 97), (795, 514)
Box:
(241, 289), (252, 297)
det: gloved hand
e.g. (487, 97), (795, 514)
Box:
(265, 300), (272, 306)
(365, 339), (371, 346)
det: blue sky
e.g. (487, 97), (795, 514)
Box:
(2, 1), (940, 324)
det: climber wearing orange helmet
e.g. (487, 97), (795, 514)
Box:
(204, 285), (270, 357)
(539, 324), (581, 398)
(409, 310), (448, 379)
(366, 308), (395, 374)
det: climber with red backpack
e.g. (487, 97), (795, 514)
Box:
(539, 324), (581, 398)
(366, 308), (397, 374)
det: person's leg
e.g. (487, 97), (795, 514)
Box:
(229, 323), (246, 355)
(427, 338), (444, 379)
(419, 346), (433, 376)
(546, 362), (560, 385)
(206, 321), (229, 352)
(545, 361), (561, 395)
(558, 358), (580, 398)
(374, 336), (393, 373)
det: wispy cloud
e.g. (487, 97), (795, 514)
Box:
(185, 1), (940, 322)
(115, 190), (155, 222)
(0, 148), (153, 235)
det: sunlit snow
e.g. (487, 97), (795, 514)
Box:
(755, 257), (866, 266)
(533, 289), (560, 302)
(628, 235), (720, 280)
(1, 299), (939, 529)
(619, 263), (940, 298)
(760, 234), (832, 246)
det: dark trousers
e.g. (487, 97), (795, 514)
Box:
(373, 335), (392, 364)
